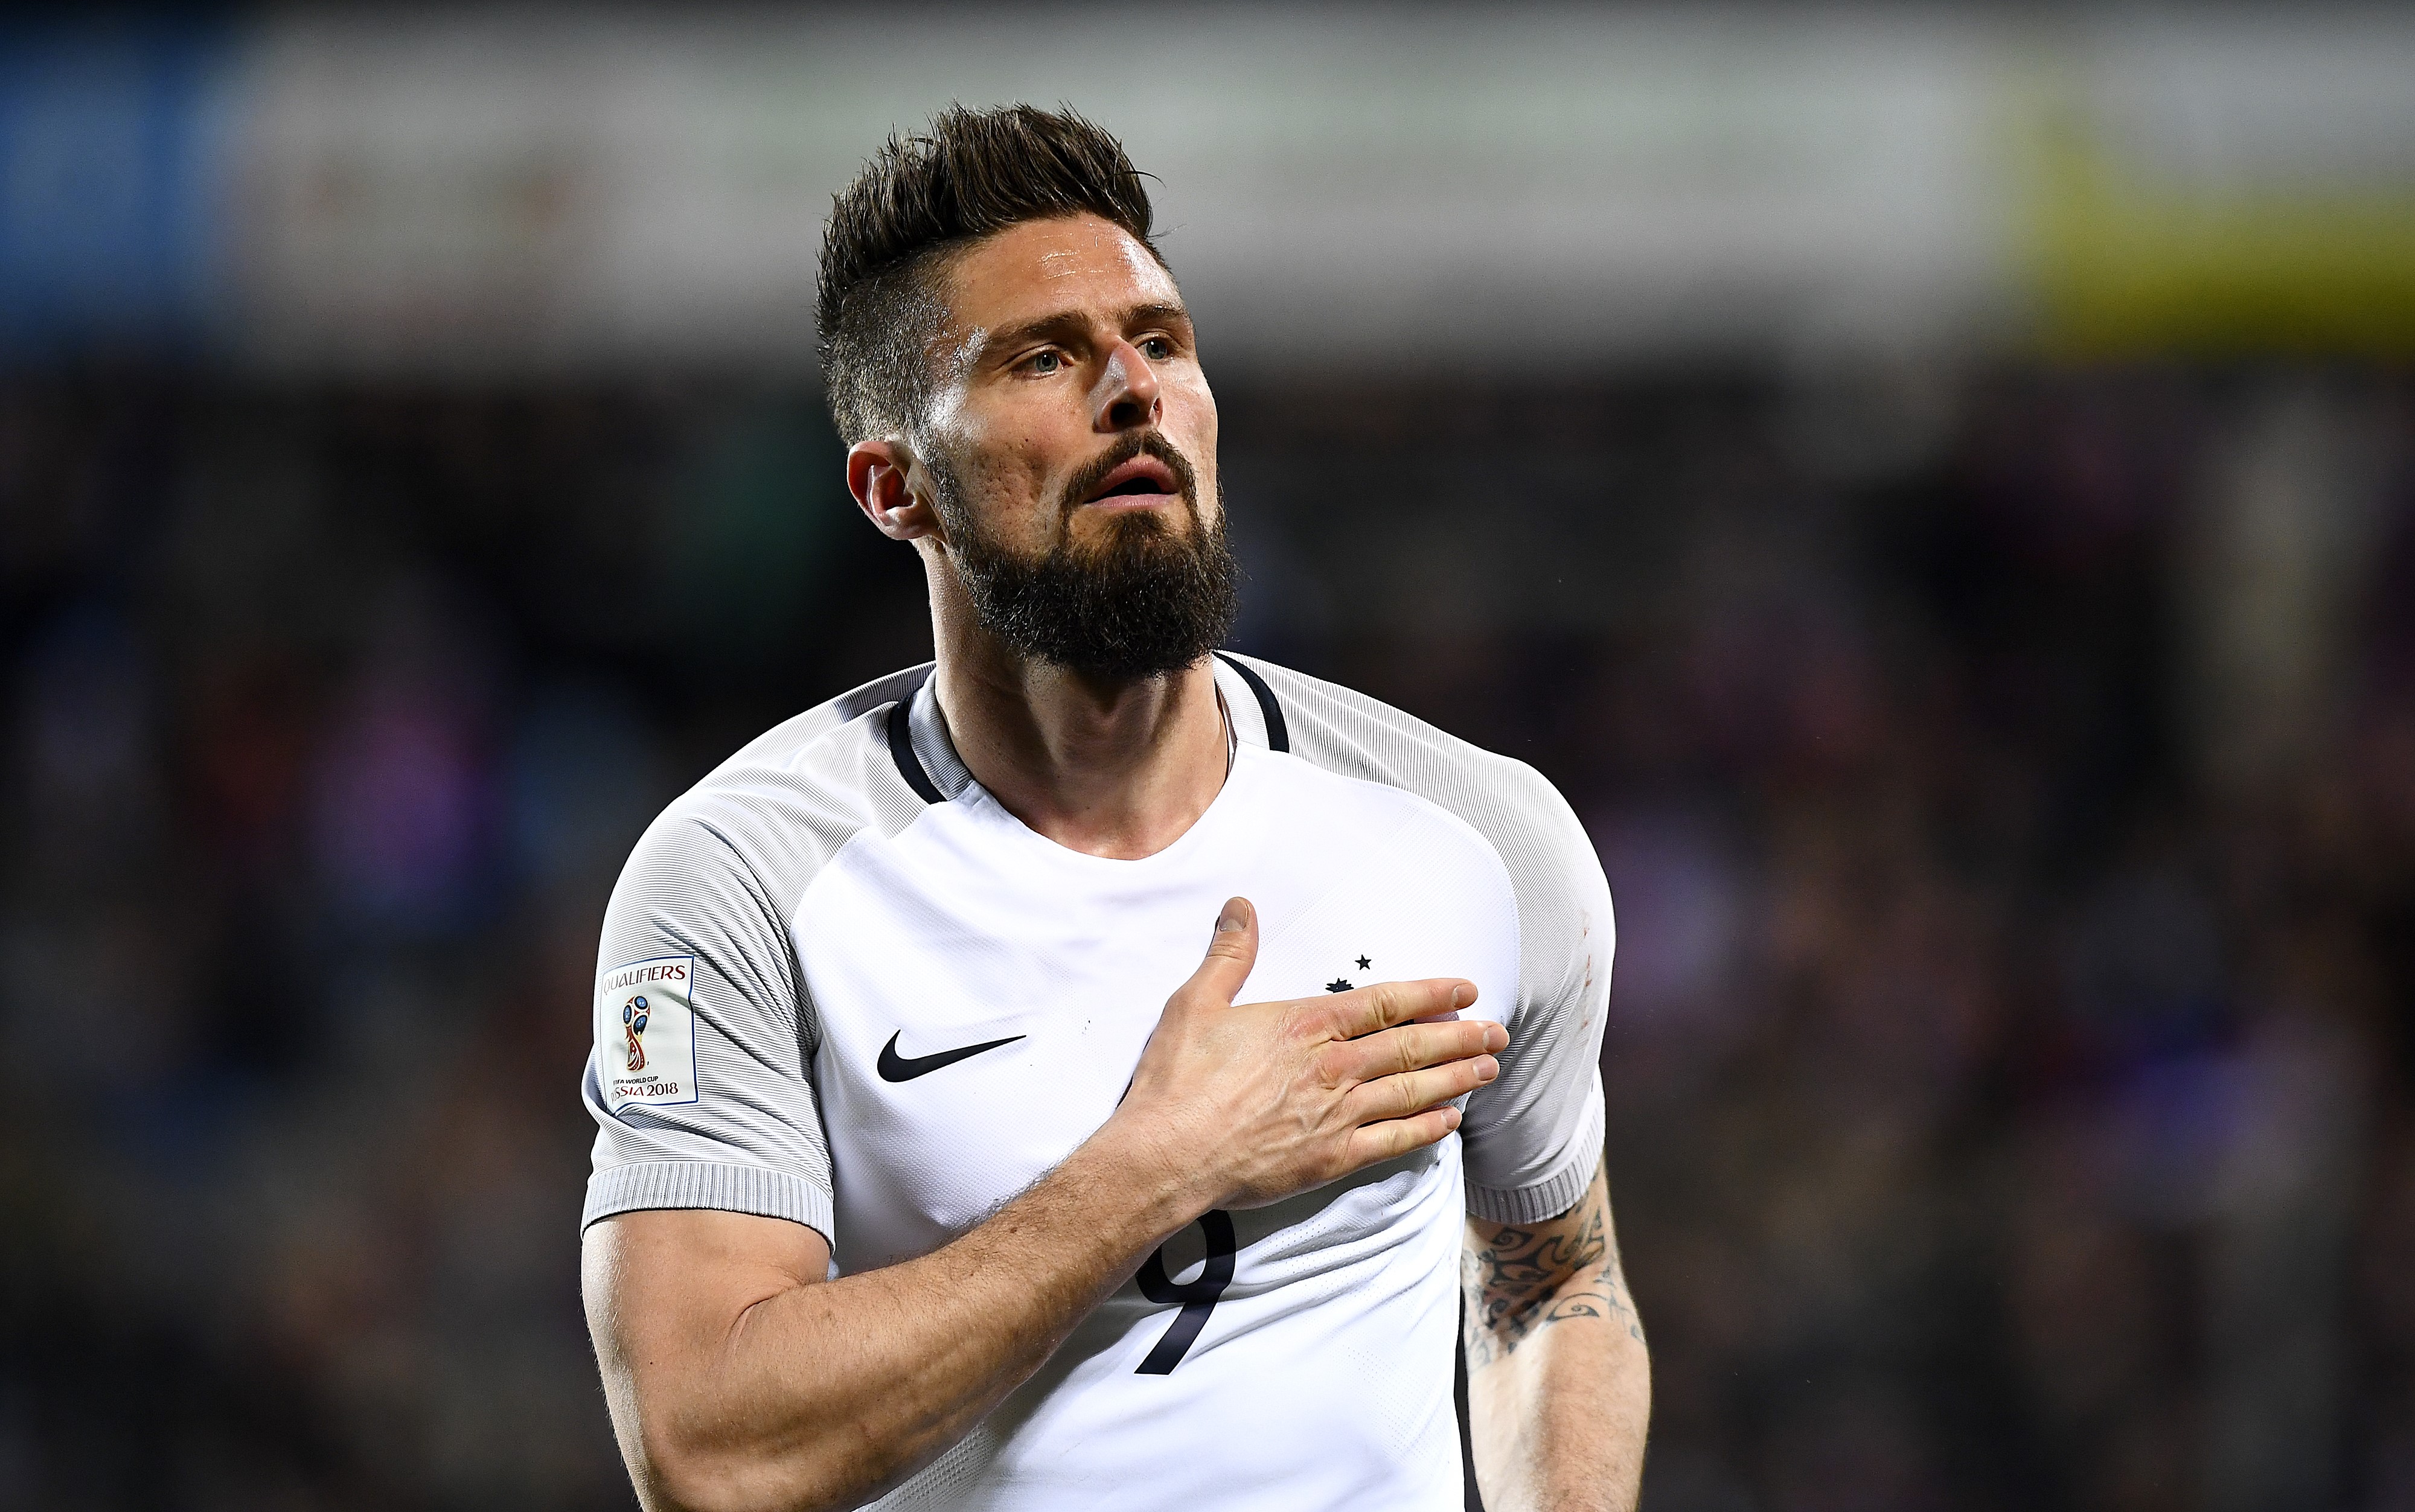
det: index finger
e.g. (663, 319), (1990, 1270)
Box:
(1320, 978), (1474, 1041)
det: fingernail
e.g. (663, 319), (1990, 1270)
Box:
(1216, 898), (1246, 933)
(1451, 984), (1472, 1009)
(1479, 1056), (1499, 1080)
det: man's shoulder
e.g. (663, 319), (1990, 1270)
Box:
(616, 664), (935, 907)
(1229, 653), (1608, 983)
(701, 662), (933, 788)
(1225, 653), (1584, 856)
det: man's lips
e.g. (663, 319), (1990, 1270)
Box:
(1080, 455), (1180, 505)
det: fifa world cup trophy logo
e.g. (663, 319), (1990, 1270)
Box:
(622, 995), (649, 1073)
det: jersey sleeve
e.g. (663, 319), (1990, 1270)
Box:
(1455, 761), (1613, 1225)
(581, 809), (835, 1244)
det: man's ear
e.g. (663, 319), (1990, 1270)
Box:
(847, 438), (942, 543)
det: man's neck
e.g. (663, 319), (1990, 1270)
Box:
(930, 622), (1230, 862)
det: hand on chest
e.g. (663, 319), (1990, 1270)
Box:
(796, 754), (1521, 1271)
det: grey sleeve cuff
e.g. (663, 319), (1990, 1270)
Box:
(1462, 1079), (1606, 1225)
(582, 1160), (836, 1245)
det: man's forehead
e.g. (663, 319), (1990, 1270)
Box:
(942, 213), (1180, 332)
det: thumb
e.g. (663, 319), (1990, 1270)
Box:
(1177, 896), (1258, 1007)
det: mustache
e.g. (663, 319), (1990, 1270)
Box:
(1057, 431), (1200, 517)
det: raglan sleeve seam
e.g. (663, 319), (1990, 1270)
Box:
(688, 814), (818, 1054)
(1455, 758), (1613, 1225)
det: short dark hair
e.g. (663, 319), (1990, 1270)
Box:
(816, 104), (1162, 444)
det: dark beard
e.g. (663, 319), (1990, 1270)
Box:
(930, 433), (1241, 681)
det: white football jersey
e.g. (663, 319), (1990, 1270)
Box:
(583, 653), (1613, 1510)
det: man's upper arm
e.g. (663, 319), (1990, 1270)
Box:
(586, 1207), (832, 1368)
(1457, 762), (1613, 1225)
(583, 803), (837, 1248)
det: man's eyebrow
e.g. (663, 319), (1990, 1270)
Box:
(1120, 302), (1192, 331)
(976, 302), (1194, 362)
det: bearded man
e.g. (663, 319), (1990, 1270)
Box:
(578, 104), (1649, 1512)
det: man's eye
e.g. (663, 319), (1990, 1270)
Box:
(1027, 350), (1063, 374)
(1139, 336), (1172, 360)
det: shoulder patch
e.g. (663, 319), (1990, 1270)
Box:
(596, 955), (700, 1112)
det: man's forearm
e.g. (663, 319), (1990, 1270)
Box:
(1462, 1160), (1651, 1511)
(593, 1129), (1200, 1512)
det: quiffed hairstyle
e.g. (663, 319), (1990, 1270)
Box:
(816, 104), (1162, 444)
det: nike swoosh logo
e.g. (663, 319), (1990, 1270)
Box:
(877, 1030), (1026, 1083)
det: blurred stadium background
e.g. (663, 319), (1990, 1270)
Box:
(5, 6), (2415, 1510)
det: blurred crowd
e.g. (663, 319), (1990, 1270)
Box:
(2, 362), (2411, 1511)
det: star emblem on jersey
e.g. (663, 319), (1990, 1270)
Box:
(1325, 954), (1372, 992)
(877, 1029), (1028, 1083)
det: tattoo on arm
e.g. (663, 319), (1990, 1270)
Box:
(1461, 1166), (1645, 1368)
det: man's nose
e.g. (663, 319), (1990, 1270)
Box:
(1092, 339), (1162, 432)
